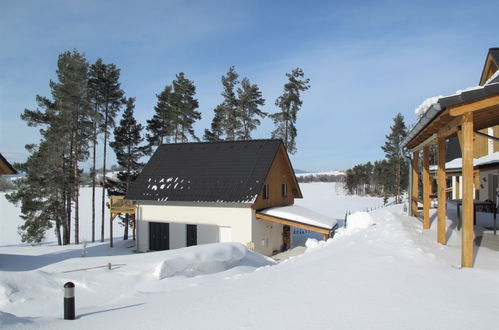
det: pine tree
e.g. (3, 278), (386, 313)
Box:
(270, 68), (310, 154)
(171, 73), (201, 142)
(220, 66), (240, 141)
(89, 59), (124, 242)
(381, 113), (408, 203)
(203, 104), (224, 142)
(146, 85), (176, 146)
(147, 73), (200, 145)
(236, 78), (266, 140)
(110, 97), (150, 240)
(11, 50), (92, 245)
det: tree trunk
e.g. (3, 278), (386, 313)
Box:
(101, 112), (108, 242)
(74, 158), (79, 244)
(91, 124), (97, 243)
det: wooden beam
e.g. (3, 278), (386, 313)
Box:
(461, 112), (474, 268)
(437, 137), (447, 244)
(255, 213), (331, 235)
(449, 95), (499, 117)
(411, 151), (419, 216)
(437, 116), (461, 139)
(423, 146), (431, 229)
(410, 134), (437, 153)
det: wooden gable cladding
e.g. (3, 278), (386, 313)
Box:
(479, 52), (498, 86)
(0, 153), (17, 175)
(253, 144), (302, 210)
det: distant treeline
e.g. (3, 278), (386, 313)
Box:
(297, 174), (346, 183)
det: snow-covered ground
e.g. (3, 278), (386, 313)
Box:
(1, 183), (499, 329)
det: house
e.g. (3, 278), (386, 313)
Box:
(0, 153), (17, 175)
(402, 48), (499, 267)
(125, 139), (337, 256)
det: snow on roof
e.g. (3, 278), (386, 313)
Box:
(445, 151), (499, 170)
(414, 76), (499, 118)
(414, 95), (443, 117)
(295, 170), (346, 177)
(258, 205), (337, 230)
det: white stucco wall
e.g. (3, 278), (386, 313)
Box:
(136, 204), (254, 253)
(252, 217), (283, 256)
(169, 223), (186, 249)
(479, 169), (499, 203)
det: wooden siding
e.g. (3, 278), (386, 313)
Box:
(253, 145), (301, 210)
(479, 53), (498, 85)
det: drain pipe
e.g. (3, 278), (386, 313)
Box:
(402, 147), (413, 216)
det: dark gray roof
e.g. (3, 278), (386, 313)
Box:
(126, 139), (283, 203)
(402, 81), (499, 148)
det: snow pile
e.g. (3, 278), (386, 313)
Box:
(153, 243), (275, 279)
(414, 95), (442, 117)
(346, 211), (373, 230)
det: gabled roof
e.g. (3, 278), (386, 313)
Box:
(479, 48), (499, 85)
(126, 139), (290, 204)
(0, 153), (17, 175)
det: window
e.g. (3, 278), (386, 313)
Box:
(263, 184), (269, 199)
(282, 183), (287, 197)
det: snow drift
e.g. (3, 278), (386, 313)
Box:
(346, 211), (373, 230)
(153, 243), (275, 279)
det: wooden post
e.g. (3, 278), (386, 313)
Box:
(110, 212), (114, 248)
(437, 137), (447, 244)
(423, 146), (431, 229)
(461, 112), (474, 268)
(411, 151), (419, 216)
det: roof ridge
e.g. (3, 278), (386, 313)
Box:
(158, 139), (282, 147)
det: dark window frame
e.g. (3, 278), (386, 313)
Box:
(263, 184), (269, 199)
(282, 183), (287, 197)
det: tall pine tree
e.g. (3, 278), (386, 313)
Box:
(270, 68), (310, 154)
(9, 50), (92, 245)
(381, 113), (408, 203)
(237, 78), (266, 140)
(88, 59), (124, 242)
(110, 97), (150, 240)
(147, 73), (200, 145)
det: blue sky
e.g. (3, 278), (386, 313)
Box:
(1, 0), (498, 172)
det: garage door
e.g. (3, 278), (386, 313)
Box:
(149, 222), (169, 251)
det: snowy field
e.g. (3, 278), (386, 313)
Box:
(1, 183), (499, 329)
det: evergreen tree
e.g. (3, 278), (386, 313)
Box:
(220, 66), (240, 141)
(270, 68), (310, 154)
(237, 78), (266, 140)
(147, 73), (200, 145)
(171, 73), (201, 142)
(146, 85), (175, 146)
(88, 59), (124, 242)
(203, 104), (224, 142)
(381, 113), (408, 203)
(110, 97), (150, 240)
(11, 50), (92, 244)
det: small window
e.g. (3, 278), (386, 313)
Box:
(282, 183), (287, 197)
(263, 184), (269, 199)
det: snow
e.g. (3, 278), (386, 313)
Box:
(484, 69), (499, 85)
(345, 211), (373, 230)
(445, 151), (499, 170)
(153, 243), (275, 279)
(1, 182), (499, 329)
(259, 204), (337, 229)
(414, 95), (442, 117)
(295, 170), (346, 177)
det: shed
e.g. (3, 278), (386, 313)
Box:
(126, 139), (336, 256)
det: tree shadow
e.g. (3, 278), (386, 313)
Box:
(0, 239), (136, 272)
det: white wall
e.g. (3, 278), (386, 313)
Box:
(252, 215), (283, 256)
(479, 169), (499, 203)
(198, 224), (219, 245)
(136, 204), (253, 253)
(170, 223), (186, 249)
